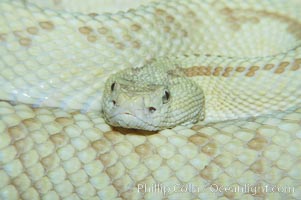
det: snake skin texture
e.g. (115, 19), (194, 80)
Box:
(0, 0), (301, 199)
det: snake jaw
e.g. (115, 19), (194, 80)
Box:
(107, 113), (160, 131)
(102, 86), (170, 130)
(108, 113), (148, 130)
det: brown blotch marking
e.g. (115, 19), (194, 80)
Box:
(250, 159), (266, 174)
(213, 154), (233, 168)
(53, 0), (62, 5)
(239, 16), (260, 24)
(187, 11), (196, 17)
(246, 71), (255, 77)
(288, 21), (301, 39)
(243, 183), (266, 197)
(163, 26), (171, 33)
(213, 66), (222, 76)
(106, 164), (123, 180)
(55, 117), (74, 126)
(132, 40), (141, 49)
(275, 61), (289, 74)
(104, 131), (123, 144)
(222, 72), (230, 77)
(291, 64), (300, 71)
(191, 125), (203, 131)
(222, 67), (233, 77)
(220, 8), (242, 30)
(249, 66), (260, 71)
(69, 110), (81, 115)
(224, 190), (236, 199)
(201, 142), (217, 156)
(200, 165), (215, 180)
(50, 133), (67, 146)
(167, 68), (185, 77)
(247, 137), (267, 151)
(220, 8), (301, 36)
(274, 68), (285, 74)
(203, 66), (211, 76)
(286, 20), (301, 40)
(39, 21), (54, 30)
(264, 64), (274, 70)
(291, 58), (301, 71)
(131, 24), (141, 31)
(220, 7), (232, 16)
(120, 191), (135, 200)
(19, 38), (31, 47)
(235, 66), (245, 72)
(245, 66), (260, 77)
(197, 66), (206, 76)
(106, 36), (115, 43)
(0, 33), (6, 41)
(188, 133), (209, 145)
(229, 23), (241, 31)
(88, 13), (98, 17)
(183, 66), (212, 77)
(166, 15), (175, 23)
(183, 66), (200, 77)
(22, 118), (42, 131)
(269, 12), (299, 39)
(249, 17), (260, 24)
(27, 27), (38, 35)
(213, 71), (220, 76)
(92, 139), (111, 154)
(8, 125), (26, 141)
(15, 138), (31, 154)
(113, 177), (132, 191)
(278, 61), (290, 69)
(79, 26), (93, 35)
(87, 35), (97, 42)
(99, 152), (117, 167)
(225, 67), (233, 72)
(98, 27), (108, 34)
(181, 30), (188, 37)
(155, 8), (165, 15)
(41, 154), (58, 170)
(275, 62), (289, 74)
(115, 42), (125, 50)
(135, 143), (153, 157)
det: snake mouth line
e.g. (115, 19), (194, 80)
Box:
(108, 112), (159, 130)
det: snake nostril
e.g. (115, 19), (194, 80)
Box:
(112, 100), (116, 106)
(148, 107), (156, 113)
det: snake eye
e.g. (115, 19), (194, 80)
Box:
(149, 107), (156, 113)
(162, 90), (170, 104)
(111, 82), (116, 91)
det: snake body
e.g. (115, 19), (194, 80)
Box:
(0, 0), (301, 199)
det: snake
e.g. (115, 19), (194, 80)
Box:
(0, 0), (301, 199)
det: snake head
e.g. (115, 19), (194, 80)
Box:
(101, 62), (205, 131)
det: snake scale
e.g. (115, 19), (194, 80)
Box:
(0, 0), (301, 199)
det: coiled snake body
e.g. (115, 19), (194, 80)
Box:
(0, 0), (301, 199)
